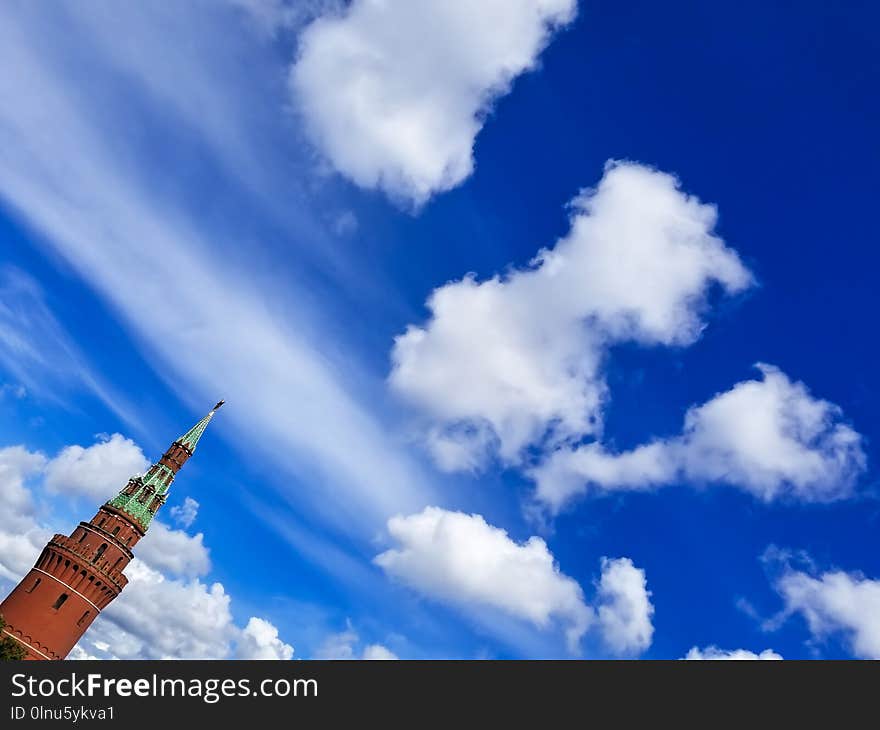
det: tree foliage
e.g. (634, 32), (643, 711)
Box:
(0, 614), (27, 660)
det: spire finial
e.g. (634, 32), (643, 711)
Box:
(176, 401), (225, 453)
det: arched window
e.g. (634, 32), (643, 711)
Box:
(112, 526), (120, 536)
(52, 593), (68, 610)
(113, 557), (124, 570)
(98, 518), (106, 528)
(94, 544), (107, 561)
(26, 577), (41, 593)
(77, 611), (90, 626)
(78, 531), (87, 544)
(125, 536), (132, 546)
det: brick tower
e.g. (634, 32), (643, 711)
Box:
(0, 401), (224, 660)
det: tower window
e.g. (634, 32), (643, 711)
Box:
(112, 526), (120, 536)
(78, 531), (87, 543)
(98, 518), (106, 528)
(77, 611), (91, 626)
(125, 536), (132, 545)
(94, 544), (107, 561)
(113, 557), (124, 570)
(52, 593), (68, 610)
(26, 577), (41, 593)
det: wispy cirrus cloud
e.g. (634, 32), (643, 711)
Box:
(0, 1), (436, 549)
(0, 268), (139, 428)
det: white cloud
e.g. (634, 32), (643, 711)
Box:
(684, 646), (782, 660)
(135, 521), (211, 578)
(74, 562), (294, 660)
(375, 506), (653, 654)
(313, 623), (359, 659)
(376, 507), (591, 651)
(772, 563), (880, 660)
(44, 433), (149, 502)
(67, 645), (101, 660)
(391, 161), (752, 469)
(79, 559), (236, 659)
(236, 617), (295, 660)
(361, 643), (398, 660)
(313, 621), (397, 660)
(595, 557), (654, 656)
(0, 445), (45, 530)
(533, 364), (865, 511)
(291, 0), (577, 205)
(0, 446), (50, 582)
(169, 496), (200, 528)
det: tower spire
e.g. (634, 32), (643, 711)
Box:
(105, 401), (224, 532)
(178, 399), (224, 453)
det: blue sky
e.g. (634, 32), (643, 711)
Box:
(0, 0), (878, 660)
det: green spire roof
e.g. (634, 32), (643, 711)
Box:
(106, 401), (224, 531)
(178, 400), (225, 453)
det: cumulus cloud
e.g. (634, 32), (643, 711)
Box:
(236, 617), (295, 660)
(375, 507), (653, 654)
(0, 446), (50, 582)
(169, 496), (200, 528)
(770, 560), (880, 660)
(313, 623), (359, 659)
(683, 646), (782, 660)
(44, 433), (149, 502)
(533, 364), (865, 511)
(135, 520), (211, 578)
(314, 621), (398, 660)
(67, 645), (101, 660)
(74, 562), (293, 660)
(361, 643), (399, 660)
(83, 559), (236, 659)
(595, 557), (654, 655)
(0, 445), (45, 531)
(291, 0), (577, 205)
(391, 161), (753, 469)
